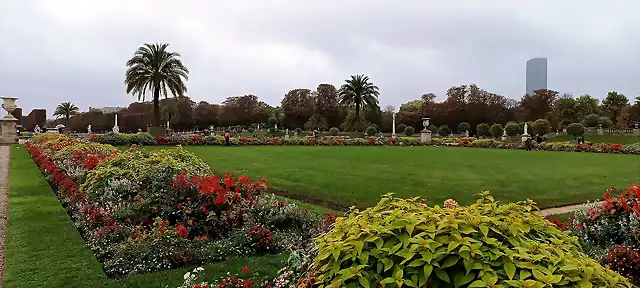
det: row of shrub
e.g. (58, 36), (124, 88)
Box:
(87, 132), (640, 155)
(26, 133), (334, 278)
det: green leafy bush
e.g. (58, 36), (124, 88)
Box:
(427, 125), (437, 134)
(505, 122), (519, 137)
(312, 194), (630, 287)
(476, 123), (491, 137)
(295, 127), (303, 135)
(582, 114), (600, 127)
(397, 124), (407, 133)
(438, 125), (451, 137)
(328, 127), (339, 136)
(599, 116), (613, 128)
(490, 124), (504, 138)
(366, 126), (377, 136)
(457, 122), (470, 133)
(566, 123), (586, 138)
(532, 119), (552, 136)
(404, 126), (415, 136)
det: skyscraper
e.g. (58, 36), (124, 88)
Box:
(526, 58), (547, 95)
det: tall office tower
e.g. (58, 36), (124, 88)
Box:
(526, 58), (547, 95)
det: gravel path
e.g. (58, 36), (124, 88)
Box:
(536, 201), (602, 217)
(0, 145), (9, 284)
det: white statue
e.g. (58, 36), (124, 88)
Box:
(286, 128), (289, 135)
(523, 123), (529, 135)
(34, 125), (41, 134)
(112, 114), (119, 133)
(167, 120), (170, 130)
(464, 130), (469, 137)
(257, 123), (260, 130)
(274, 123), (278, 131)
(87, 125), (92, 134)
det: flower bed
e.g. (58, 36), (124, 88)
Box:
(85, 132), (640, 155)
(546, 184), (640, 285)
(25, 133), (329, 278)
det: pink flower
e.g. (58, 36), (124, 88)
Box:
(444, 199), (458, 208)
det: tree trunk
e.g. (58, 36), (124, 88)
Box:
(153, 85), (161, 126)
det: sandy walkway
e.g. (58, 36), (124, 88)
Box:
(0, 145), (9, 284)
(536, 201), (602, 217)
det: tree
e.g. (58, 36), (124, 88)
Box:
(490, 124), (504, 138)
(566, 123), (586, 139)
(314, 84), (341, 128)
(519, 89), (558, 121)
(505, 122), (519, 136)
(576, 94), (599, 119)
(552, 95), (578, 125)
(193, 101), (220, 128)
(53, 102), (79, 120)
(476, 123), (490, 137)
(457, 122), (471, 133)
(281, 89), (314, 129)
(532, 119), (552, 136)
(125, 43), (189, 126)
(601, 91), (629, 125)
(338, 74), (380, 119)
(582, 114), (600, 128)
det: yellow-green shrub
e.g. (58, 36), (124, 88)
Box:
(471, 139), (500, 148)
(52, 142), (119, 162)
(312, 194), (630, 287)
(81, 147), (211, 197)
(30, 133), (70, 146)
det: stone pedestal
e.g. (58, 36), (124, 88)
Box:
(521, 134), (531, 143)
(597, 128), (604, 135)
(0, 119), (18, 144)
(634, 129), (640, 136)
(420, 131), (432, 143)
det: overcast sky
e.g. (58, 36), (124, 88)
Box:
(1, 0), (639, 117)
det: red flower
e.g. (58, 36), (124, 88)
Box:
(242, 265), (249, 273)
(175, 225), (189, 238)
(161, 220), (168, 227)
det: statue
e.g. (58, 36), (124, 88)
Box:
(285, 128), (289, 135)
(464, 130), (469, 137)
(112, 125), (119, 133)
(274, 123), (278, 131)
(167, 120), (170, 130)
(87, 125), (92, 134)
(34, 125), (41, 134)
(523, 123), (529, 135)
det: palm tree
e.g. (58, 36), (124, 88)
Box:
(53, 102), (79, 120)
(338, 74), (380, 119)
(125, 43), (189, 126)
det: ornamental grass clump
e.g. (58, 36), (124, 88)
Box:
(311, 193), (630, 287)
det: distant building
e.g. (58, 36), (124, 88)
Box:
(88, 106), (125, 113)
(526, 58), (547, 95)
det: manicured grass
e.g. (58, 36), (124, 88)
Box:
(4, 145), (285, 288)
(548, 134), (640, 144)
(179, 146), (640, 209)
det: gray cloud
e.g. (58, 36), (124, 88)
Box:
(1, 0), (639, 118)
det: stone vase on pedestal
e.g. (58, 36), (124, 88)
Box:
(634, 124), (639, 136)
(0, 96), (19, 144)
(420, 117), (432, 143)
(597, 124), (604, 135)
(521, 123), (530, 143)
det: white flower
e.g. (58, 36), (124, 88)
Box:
(183, 272), (191, 280)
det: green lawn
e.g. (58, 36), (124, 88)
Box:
(177, 146), (640, 210)
(548, 134), (640, 144)
(4, 145), (285, 288)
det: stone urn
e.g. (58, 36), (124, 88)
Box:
(1, 96), (19, 144)
(1, 97), (18, 120)
(420, 117), (432, 143)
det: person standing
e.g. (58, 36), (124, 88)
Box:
(524, 137), (532, 151)
(224, 129), (231, 147)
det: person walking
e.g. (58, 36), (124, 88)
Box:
(224, 129), (231, 147)
(524, 137), (532, 151)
